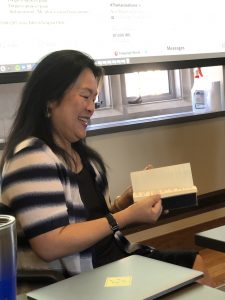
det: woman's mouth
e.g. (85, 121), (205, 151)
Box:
(78, 117), (89, 127)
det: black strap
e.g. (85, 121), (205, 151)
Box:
(105, 213), (120, 233)
(106, 213), (155, 255)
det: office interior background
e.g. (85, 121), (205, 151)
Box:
(1, 0), (225, 264)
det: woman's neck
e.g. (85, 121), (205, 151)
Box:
(53, 134), (83, 173)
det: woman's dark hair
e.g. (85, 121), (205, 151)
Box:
(0, 49), (106, 174)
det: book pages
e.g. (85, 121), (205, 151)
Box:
(131, 163), (197, 202)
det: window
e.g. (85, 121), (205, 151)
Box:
(125, 70), (170, 103)
(89, 65), (225, 134)
(90, 68), (193, 131)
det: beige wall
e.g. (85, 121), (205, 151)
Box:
(1, 83), (225, 200)
(87, 118), (225, 239)
(1, 83), (225, 237)
(87, 117), (225, 200)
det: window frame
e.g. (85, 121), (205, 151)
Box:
(90, 68), (193, 129)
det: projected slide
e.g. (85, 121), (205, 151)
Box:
(0, 0), (225, 73)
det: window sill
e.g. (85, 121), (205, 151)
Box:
(0, 111), (224, 149)
(87, 110), (225, 136)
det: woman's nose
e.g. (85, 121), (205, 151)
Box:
(86, 99), (95, 113)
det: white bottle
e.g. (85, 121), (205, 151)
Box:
(191, 68), (210, 114)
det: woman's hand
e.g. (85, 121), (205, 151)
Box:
(111, 186), (134, 212)
(111, 163), (154, 213)
(121, 194), (162, 225)
(144, 163), (153, 170)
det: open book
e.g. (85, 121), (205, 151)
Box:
(130, 163), (198, 210)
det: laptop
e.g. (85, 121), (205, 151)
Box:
(27, 255), (203, 300)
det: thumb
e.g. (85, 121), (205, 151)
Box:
(151, 194), (161, 205)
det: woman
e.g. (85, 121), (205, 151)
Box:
(0, 50), (212, 285)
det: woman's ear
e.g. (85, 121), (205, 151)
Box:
(45, 101), (54, 118)
(46, 100), (59, 118)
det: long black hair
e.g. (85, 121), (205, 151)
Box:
(0, 49), (106, 174)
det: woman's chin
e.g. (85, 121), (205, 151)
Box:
(73, 132), (87, 142)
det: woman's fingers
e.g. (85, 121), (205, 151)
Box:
(144, 164), (153, 170)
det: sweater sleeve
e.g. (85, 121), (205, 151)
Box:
(1, 140), (70, 239)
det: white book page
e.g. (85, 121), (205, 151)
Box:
(131, 163), (197, 201)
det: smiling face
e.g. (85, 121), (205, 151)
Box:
(49, 68), (98, 150)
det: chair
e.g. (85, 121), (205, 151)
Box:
(0, 202), (64, 293)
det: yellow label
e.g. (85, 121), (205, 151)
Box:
(105, 276), (132, 287)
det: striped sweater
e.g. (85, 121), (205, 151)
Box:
(1, 137), (109, 276)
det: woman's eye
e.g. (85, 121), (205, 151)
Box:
(81, 95), (89, 99)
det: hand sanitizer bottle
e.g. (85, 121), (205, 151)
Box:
(191, 67), (210, 114)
